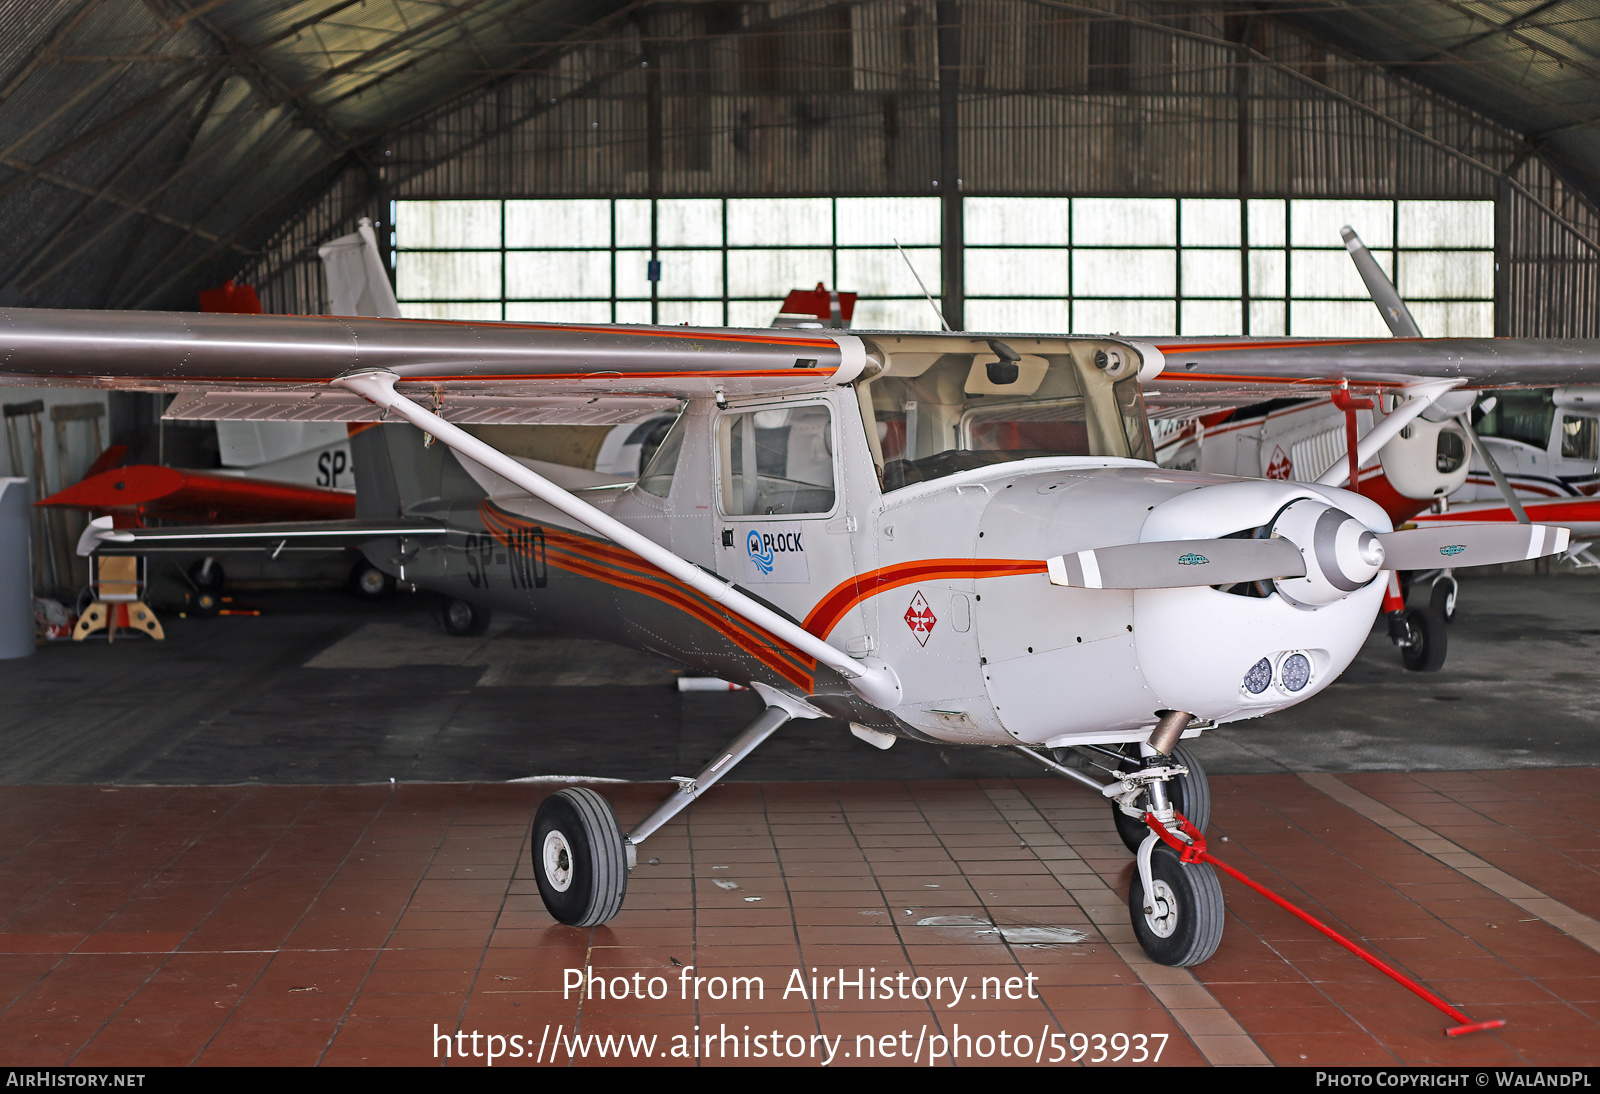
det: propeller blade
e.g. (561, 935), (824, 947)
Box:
(1046, 537), (1307, 590)
(1376, 523), (1570, 571)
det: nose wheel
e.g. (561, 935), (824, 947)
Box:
(1129, 842), (1225, 966)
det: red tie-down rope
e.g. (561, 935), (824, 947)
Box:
(1145, 813), (1506, 1037)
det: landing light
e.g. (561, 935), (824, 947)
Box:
(1279, 652), (1312, 693)
(1242, 658), (1272, 695)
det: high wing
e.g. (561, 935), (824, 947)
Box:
(0, 308), (868, 424)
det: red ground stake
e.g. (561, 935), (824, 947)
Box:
(1145, 813), (1506, 1037)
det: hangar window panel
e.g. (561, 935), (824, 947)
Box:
(395, 200), (500, 249)
(1074, 299), (1176, 336)
(505, 200), (611, 248)
(727, 249), (832, 298)
(1181, 300), (1242, 336)
(1289, 300), (1394, 338)
(615, 250), (654, 299)
(1250, 300), (1287, 337)
(1249, 251), (1286, 298)
(1073, 249), (1176, 298)
(657, 300), (726, 327)
(1181, 250), (1241, 299)
(1181, 199), (1241, 247)
(854, 297), (946, 331)
(1247, 200), (1286, 247)
(838, 247), (942, 298)
(966, 247), (1067, 298)
(395, 251), (500, 300)
(1292, 200), (1393, 248)
(506, 251), (611, 299)
(965, 198), (1070, 245)
(1073, 198), (1176, 246)
(615, 301), (652, 324)
(965, 299), (1070, 333)
(1290, 248), (1392, 300)
(616, 200), (652, 247)
(727, 198), (831, 246)
(398, 301), (504, 321)
(1406, 301), (1493, 337)
(1396, 251), (1493, 300)
(837, 198), (940, 245)
(728, 300), (786, 327)
(657, 199), (723, 247)
(505, 301), (614, 323)
(656, 249), (724, 298)
(1398, 200), (1493, 248)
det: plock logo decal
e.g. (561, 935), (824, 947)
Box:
(904, 591), (937, 646)
(740, 523), (810, 584)
(1441, 544), (1466, 557)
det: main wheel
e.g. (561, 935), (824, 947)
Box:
(188, 558), (225, 591)
(532, 788), (629, 927)
(349, 561), (394, 600)
(1129, 843), (1225, 967)
(1400, 604), (1447, 671)
(1111, 742), (1212, 854)
(441, 597), (490, 637)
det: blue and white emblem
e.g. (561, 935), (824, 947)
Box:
(747, 529), (775, 575)
(1177, 552), (1209, 566)
(1440, 544), (1465, 557)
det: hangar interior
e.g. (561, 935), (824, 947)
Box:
(1, 0), (1599, 1069)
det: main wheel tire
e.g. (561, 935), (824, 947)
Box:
(532, 788), (629, 927)
(1129, 843), (1225, 967)
(441, 597), (490, 637)
(349, 561), (394, 601)
(1400, 604), (1447, 671)
(1111, 742), (1212, 854)
(1431, 578), (1457, 624)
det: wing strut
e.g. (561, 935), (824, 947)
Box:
(333, 368), (903, 710)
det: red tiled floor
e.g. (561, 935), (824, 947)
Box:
(3, 775), (1600, 1066)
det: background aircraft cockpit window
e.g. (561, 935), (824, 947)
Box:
(1475, 390), (1555, 451)
(719, 405), (836, 516)
(1561, 415), (1598, 461)
(861, 345), (1144, 491)
(636, 411), (688, 497)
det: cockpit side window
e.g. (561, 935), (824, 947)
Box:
(718, 404), (836, 516)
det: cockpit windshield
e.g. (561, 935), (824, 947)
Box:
(856, 336), (1154, 491)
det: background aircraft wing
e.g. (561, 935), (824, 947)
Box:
(1140, 336), (1600, 415)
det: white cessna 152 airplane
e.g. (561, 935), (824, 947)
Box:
(0, 308), (1585, 969)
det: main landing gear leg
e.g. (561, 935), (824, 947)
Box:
(530, 699), (800, 928)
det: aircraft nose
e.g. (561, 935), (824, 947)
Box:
(1269, 498), (1384, 608)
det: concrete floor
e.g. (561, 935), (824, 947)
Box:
(1, 574), (1596, 786)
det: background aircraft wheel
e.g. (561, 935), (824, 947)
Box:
(348, 561), (394, 600)
(1400, 604), (1447, 672)
(532, 788), (628, 927)
(1111, 742), (1212, 854)
(187, 558), (225, 591)
(1430, 577), (1457, 624)
(1129, 843), (1225, 967)
(441, 598), (490, 637)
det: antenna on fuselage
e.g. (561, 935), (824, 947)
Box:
(893, 238), (950, 331)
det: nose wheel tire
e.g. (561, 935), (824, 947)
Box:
(1112, 743), (1211, 854)
(441, 597), (490, 637)
(532, 788), (629, 927)
(1129, 843), (1225, 967)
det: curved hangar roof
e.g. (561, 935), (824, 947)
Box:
(0, 0), (1598, 313)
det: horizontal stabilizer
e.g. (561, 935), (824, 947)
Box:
(1046, 537), (1307, 590)
(89, 518), (448, 554)
(1375, 523), (1570, 570)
